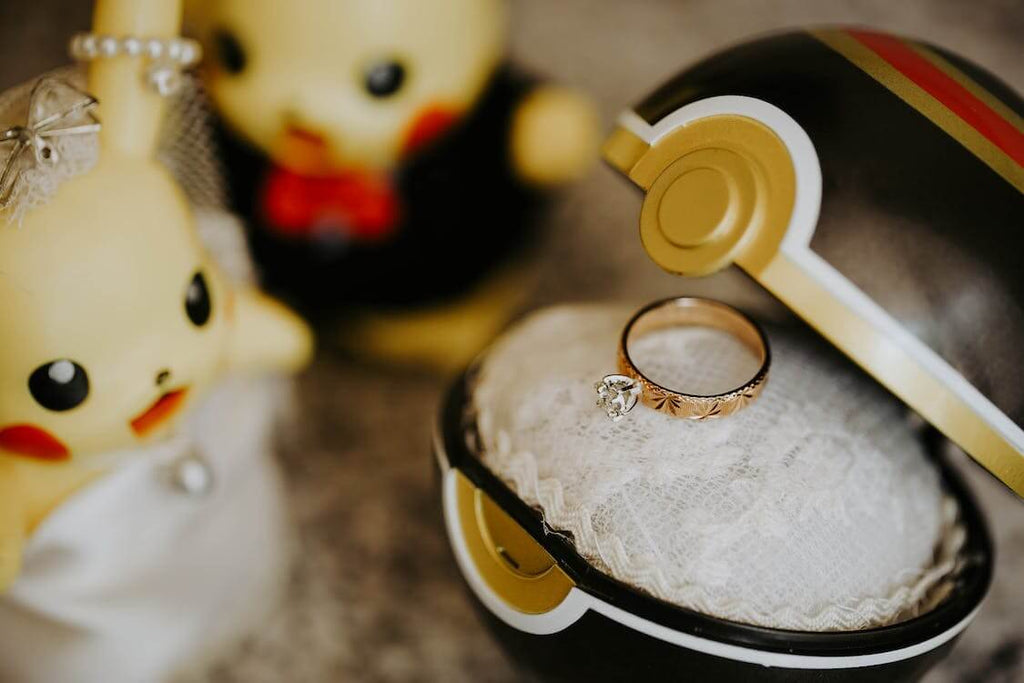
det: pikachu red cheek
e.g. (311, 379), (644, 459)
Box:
(0, 425), (70, 462)
(402, 105), (460, 157)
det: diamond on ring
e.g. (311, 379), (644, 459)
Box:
(595, 374), (641, 421)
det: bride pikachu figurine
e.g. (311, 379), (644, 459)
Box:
(189, 0), (598, 370)
(0, 0), (311, 680)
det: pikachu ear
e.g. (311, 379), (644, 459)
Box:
(87, 0), (184, 160)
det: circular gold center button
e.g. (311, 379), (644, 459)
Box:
(634, 115), (796, 277)
(658, 166), (733, 248)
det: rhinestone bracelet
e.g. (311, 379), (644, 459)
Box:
(68, 33), (203, 96)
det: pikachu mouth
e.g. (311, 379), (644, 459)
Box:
(283, 124), (325, 147)
(277, 124), (338, 174)
(130, 388), (189, 437)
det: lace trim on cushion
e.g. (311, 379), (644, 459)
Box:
(484, 438), (962, 631)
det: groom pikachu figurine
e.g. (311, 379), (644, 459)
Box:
(190, 0), (597, 369)
(0, 0), (310, 677)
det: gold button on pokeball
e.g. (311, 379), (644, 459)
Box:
(629, 115), (797, 277)
(475, 488), (556, 578)
(452, 471), (574, 614)
(657, 166), (732, 247)
(651, 148), (758, 254)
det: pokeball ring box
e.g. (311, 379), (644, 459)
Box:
(434, 26), (1023, 682)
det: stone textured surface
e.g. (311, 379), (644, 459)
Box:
(1, 1), (1022, 681)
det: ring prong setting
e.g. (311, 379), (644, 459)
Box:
(596, 374), (641, 421)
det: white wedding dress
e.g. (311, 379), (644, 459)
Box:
(0, 375), (291, 683)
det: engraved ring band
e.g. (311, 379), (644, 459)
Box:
(595, 297), (770, 422)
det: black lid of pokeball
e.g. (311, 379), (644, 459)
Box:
(602, 27), (1024, 497)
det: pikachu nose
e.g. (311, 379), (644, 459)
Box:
(156, 369), (171, 387)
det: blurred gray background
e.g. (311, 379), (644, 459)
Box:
(1, 1), (1021, 681)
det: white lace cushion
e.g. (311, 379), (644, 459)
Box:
(472, 305), (958, 631)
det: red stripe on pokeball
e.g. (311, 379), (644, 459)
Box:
(847, 29), (1024, 169)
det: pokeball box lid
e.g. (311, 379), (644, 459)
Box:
(602, 27), (1024, 497)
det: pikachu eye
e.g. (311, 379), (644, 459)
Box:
(185, 271), (212, 327)
(213, 28), (246, 75)
(364, 59), (406, 98)
(29, 360), (90, 412)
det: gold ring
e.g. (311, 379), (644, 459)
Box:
(595, 297), (770, 421)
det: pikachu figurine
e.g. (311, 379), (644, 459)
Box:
(0, 0), (311, 680)
(189, 0), (598, 370)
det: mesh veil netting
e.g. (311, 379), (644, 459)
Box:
(0, 66), (253, 283)
(472, 305), (962, 631)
